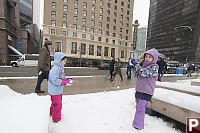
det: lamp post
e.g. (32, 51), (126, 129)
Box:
(174, 26), (192, 63)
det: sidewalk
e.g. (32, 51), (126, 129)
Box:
(0, 74), (195, 95)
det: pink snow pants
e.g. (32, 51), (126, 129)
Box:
(50, 94), (62, 122)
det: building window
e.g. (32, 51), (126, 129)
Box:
(99, 30), (102, 35)
(119, 41), (121, 45)
(106, 31), (109, 36)
(114, 12), (117, 17)
(126, 30), (128, 34)
(107, 3), (110, 8)
(128, 4), (130, 9)
(99, 15), (103, 21)
(126, 36), (128, 40)
(51, 20), (56, 26)
(120, 21), (123, 26)
(62, 31), (66, 36)
(92, 5), (95, 11)
(127, 17), (129, 22)
(74, 0), (78, 6)
(82, 26), (86, 32)
(92, 0), (96, 4)
(81, 43), (86, 55)
(106, 38), (109, 43)
(83, 2), (87, 8)
(74, 8), (78, 14)
(115, 0), (117, 3)
(73, 16), (78, 22)
(82, 34), (86, 39)
(55, 42), (61, 52)
(90, 35), (94, 40)
(83, 10), (87, 16)
(73, 32), (77, 38)
(100, 8), (103, 13)
(127, 11), (130, 15)
(126, 23), (129, 28)
(51, 29), (56, 35)
(92, 13), (95, 18)
(106, 24), (109, 29)
(121, 51), (124, 58)
(73, 24), (77, 30)
(52, 2), (56, 8)
(121, 8), (124, 13)
(125, 42), (128, 46)
(82, 18), (86, 24)
(91, 20), (95, 26)
(107, 10), (110, 15)
(104, 47), (109, 57)
(113, 33), (116, 37)
(120, 28), (122, 32)
(99, 22), (102, 28)
(107, 17), (110, 22)
(90, 28), (94, 33)
(114, 6), (117, 10)
(119, 34), (122, 39)
(63, 14), (67, 19)
(89, 44), (94, 55)
(98, 37), (102, 42)
(100, 0), (103, 6)
(128, 0), (130, 2)
(113, 19), (116, 24)
(97, 46), (102, 56)
(111, 48), (115, 57)
(51, 11), (56, 18)
(62, 22), (67, 28)
(112, 40), (115, 44)
(121, 15), (123, 20)
(71, 42), (77, 54)
(121, 2), (124, 6)
(64, 5), (67, 11)
(64, 0), (68, 3)
(113, 26), (116, 31)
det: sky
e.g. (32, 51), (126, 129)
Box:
(132, 0), (150, 27)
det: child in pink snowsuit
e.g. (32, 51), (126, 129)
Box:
(48, 52), (73, 122)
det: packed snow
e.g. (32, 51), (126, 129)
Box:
(0, 85), (181, 133)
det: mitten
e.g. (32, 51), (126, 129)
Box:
(38, 71), (42, 75)
(61, 79), (67, 86)
(130, 59), (138, 66)
(65, 77), (74, 85)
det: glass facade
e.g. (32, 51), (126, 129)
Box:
(147, 0), (200, 63)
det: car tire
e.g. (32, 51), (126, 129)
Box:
(12, 63), (17, 67)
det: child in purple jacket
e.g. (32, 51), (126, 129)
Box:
(130, 49), (159, 130)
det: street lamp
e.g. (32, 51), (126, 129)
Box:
(174, 25), (193, 63)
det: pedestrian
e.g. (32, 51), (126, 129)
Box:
(35, 39), (52, 93)
(112, 58), (123, 81)
(130, 49), (159, 131)
(187, 64), (195, 77)
(48, 52), (73, 123)
(109, 57), (115, 80)
(157, 58), (167, 81)
(126, 58), (132, 79)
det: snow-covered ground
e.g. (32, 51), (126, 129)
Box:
(0, 85), (181, 133)
(156, 78), (200, 94)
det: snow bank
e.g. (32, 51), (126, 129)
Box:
(154, 88), (200, 113)
(0, 85), (50, 133)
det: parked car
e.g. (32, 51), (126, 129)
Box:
(10, 54), (54, 67)
(97, 63), (110, 70)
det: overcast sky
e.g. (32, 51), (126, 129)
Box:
(132, 0), (150, 27)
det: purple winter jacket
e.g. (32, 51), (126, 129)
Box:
(135, 49), (159, 96)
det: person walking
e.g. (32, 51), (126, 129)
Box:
(187, 64), (195, 77)
(35, 39), (52, 93)
(130, 49), (159, 131)
(48, 52), (73, 123)
(109, 57), (115, 80)
(126, 58), (132, 79)
(157, 58), (167, 81)
(112, 58), (123, 81)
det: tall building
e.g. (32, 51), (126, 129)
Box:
(136, 26), (147, 52)
(0, 0), (18, 65)
(147, 0), (200, 64)
(43, 0), (133, 66)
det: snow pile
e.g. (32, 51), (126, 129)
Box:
(0, 85), (50, 133)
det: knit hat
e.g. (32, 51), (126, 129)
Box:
(44, 39), (52, 46)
